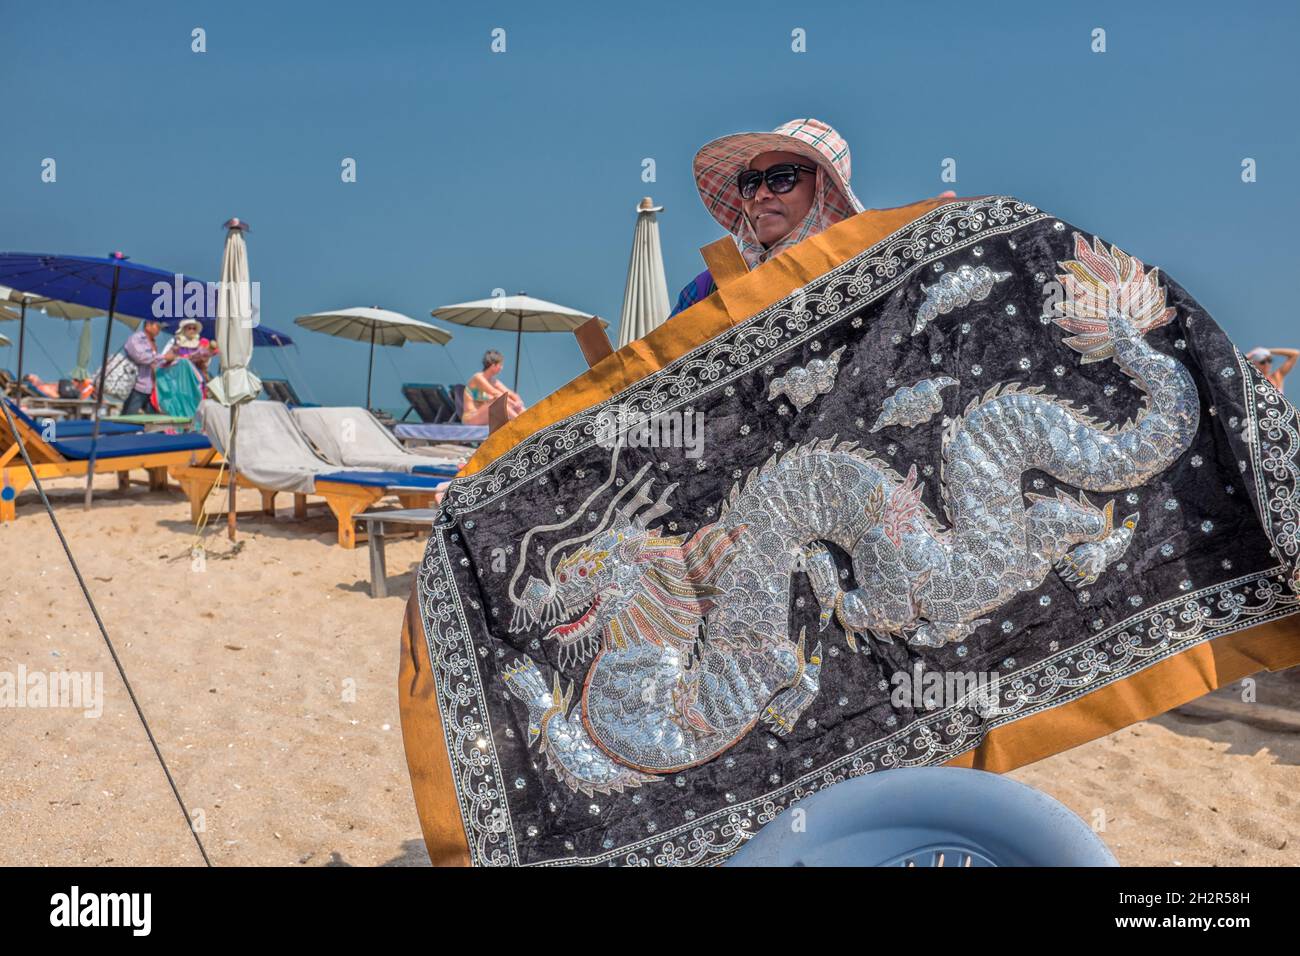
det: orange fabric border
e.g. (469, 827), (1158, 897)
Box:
(700, 236), (750, 289)
(398, 594), (472, 867)
(945, 615), (1300, 772)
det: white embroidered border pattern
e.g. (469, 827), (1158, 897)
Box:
(418, 522), (519, 865)
(1237, 350), (1300, 580)
(417, 199), (1300, 867)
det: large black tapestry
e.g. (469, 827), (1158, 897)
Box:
(412, 197), (1300, 865)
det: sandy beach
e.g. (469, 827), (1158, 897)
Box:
(2, 474), (1296, 866)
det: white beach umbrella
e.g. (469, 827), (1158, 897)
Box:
(293, 306), (453, 408)
(617, 197), (670, 349)
(208, 218), (260, 540)
(432, 293), (598, 391)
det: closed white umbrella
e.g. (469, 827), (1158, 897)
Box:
(208, 217), (260, 540)
(432, 293), (599, 392)
(71, 318), (94, 379)
(617, 197), (670, 349)
(293, 306), (453, 409)
(207, 219), (260, 407)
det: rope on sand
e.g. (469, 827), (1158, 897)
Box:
(189, 411), (236, 550)
(1, 399), (214, 866)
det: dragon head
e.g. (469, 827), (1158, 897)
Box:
(508, 474), (742, 668)
(544, 516), (658, 665)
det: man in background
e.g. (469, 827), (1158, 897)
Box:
(1247, 346), (1298, 393)
(121, 320), (174, 414)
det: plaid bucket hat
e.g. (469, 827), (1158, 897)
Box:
(693, 118), (865, 246)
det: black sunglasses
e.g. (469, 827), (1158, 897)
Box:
(737, 163), (818, 200)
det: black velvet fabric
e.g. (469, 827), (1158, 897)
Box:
(413, 197), (1300, 866)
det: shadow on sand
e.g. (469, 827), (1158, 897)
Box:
(323, 839), (431, 867)
(1153, 669), (1300, 766)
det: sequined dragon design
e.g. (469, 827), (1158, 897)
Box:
(503, 235), (1199, 792)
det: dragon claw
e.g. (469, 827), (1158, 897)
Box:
(1056, 538), (1113, 589)
(802, 543), (843, 616)
(764, 633), (823, 736)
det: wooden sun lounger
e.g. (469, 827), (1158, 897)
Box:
(168, 464), (443, 548)
(14, 395), (121, 420)
(0, 400), (212, 523)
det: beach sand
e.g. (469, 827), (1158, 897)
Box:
(2, 475), (1296, 866)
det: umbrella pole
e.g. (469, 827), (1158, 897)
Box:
(84, 265), (122, 509)
(228, 404), (238, 541)
(15, 300), (26, 391)
(512, 311), (522, 393)
(366, 324), (375, 410)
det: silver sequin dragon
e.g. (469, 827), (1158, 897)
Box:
(503, 235), (1199, 793)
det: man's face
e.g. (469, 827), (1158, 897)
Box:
(1251, 355), (1271, 374)
(144, 321), (162, 337)
(742, 150), (817, 246)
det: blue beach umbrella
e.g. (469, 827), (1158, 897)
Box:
(155, 317), (293, 349)
(0, 252), (186, 507)
(0, 251), (287, 507)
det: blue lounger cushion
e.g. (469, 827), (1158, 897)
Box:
(411, 463), (460, 478)
(5, 399), (143, 438)
(321, 470), (449, 490)
(45, 420), (144, 437)
(53, 431), (212, 461)
(393, 423), (488, 443)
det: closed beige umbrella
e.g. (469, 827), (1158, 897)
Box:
(207, 219), (261, 407)
(617, 197), (670, 349)
(208, 218), (261, 540)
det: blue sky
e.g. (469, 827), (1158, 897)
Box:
(3, 0), (1296, 410)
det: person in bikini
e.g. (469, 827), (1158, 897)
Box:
(462, 349), (526, 425)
